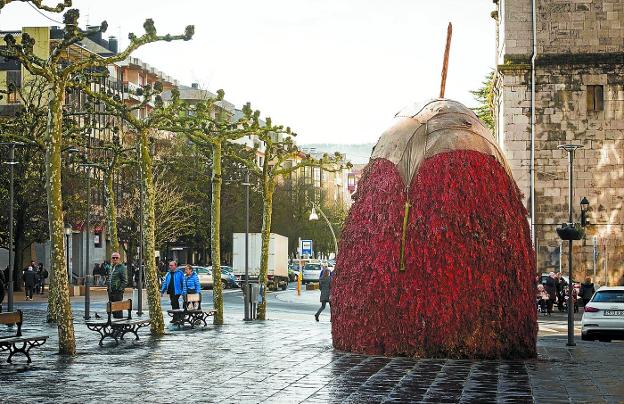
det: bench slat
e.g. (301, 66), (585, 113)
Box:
(0, 311), (21, 325)
(186, 294), (201, 303)
(108, 299), (132, 313)
(0, 336), (48, 344)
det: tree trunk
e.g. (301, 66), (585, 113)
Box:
(211, 141), (224, 324)
(46, 81), (76, 354)
(139, 128), (164, 335)
(104, 159), (120, 253)
(257, 179), (274, 320)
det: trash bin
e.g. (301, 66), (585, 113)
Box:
(243, 283), (259, 320)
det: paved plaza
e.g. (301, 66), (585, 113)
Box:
(0, 291), (623, 403)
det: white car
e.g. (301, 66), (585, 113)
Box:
(302, 263), (323, 284)
(581, 286), (624, 342)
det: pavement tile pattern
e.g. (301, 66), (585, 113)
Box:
(0, 307), (623, 403)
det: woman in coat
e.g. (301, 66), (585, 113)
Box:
(182, 264), (201, 309)
(315, 268), (332, 321)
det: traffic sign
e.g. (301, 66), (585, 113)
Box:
(301, 240), (313, 256)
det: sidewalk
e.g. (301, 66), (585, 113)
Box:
(0, 304), (622, 403)
(275, 288), (321, 305)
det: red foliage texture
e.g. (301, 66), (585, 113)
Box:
(332, 150), (537, 359)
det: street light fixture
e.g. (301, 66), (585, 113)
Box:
(77, 159), (99, 321)
(0, 141), (25, 312)
(580, 196), (590, 227)
(309, 203), (338, 258)
(556, 143), (586, 347)
(64, 224), (72, 286)
(242, 170), (252, 321)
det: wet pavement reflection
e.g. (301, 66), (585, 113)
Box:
(1, 307), (623, 403)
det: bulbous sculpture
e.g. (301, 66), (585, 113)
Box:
(332, 99), (537, 359)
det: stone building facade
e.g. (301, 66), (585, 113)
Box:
(493, 0), (624, 285)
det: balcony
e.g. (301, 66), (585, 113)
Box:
(122, 81), (144, 102)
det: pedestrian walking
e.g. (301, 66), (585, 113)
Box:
(107, 252), (127, 319)
(101, 260), (111, 286)
(555, 273), (567, 312)
(579, 277), (595, 307)
(544, 272), (557, 315)
(22, 266), (36, 301)
(160, 261), (184, 310)
(182, 264), (201, 310)
(315, 268), (332, 321)
(36, 263), (48, 294)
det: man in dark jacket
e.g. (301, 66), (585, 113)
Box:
(107, 252), (127, 318)
(160, 261), (184, 310)
(579, 277), (595, 307)
(544, 272), (557, 315)
(22, 266), (37, 301)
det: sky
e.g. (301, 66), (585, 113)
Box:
(0, 0), (496, 145)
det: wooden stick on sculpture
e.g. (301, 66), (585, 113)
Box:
(439, 22), (453, 98)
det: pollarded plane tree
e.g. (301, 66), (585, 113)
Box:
(72, 78), (192, 336)
(0, 1), (193, 353)
(159, 91), (259, 325)
(226, 113), (351, 320)
(0, 76), (101, 300)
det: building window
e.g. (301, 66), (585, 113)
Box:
(587, 85), (604, 112)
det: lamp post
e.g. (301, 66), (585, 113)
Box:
(137, 143), (144, 316)
(64, 225), (72, 286)
(1, 141), (24, 312)
(78, 161), (98, 320)
(309, 203), (338, 258)
(242, 170), (251, 321)
(556, 143), (586, 347)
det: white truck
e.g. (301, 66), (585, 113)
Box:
(232, 233), (289, 290)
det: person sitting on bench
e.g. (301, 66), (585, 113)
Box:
(182, 265), (201, 310)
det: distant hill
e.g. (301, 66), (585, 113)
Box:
(299, 143), (374, 164)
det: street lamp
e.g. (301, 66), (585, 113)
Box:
(242, 170), (252, 321)
(136, 144), (144, 316)
(1, 141), (24, 312)
(78, 160), (99, 320)
(556, 143), (586, 347)
(580, 197), (590, 227)
(309, 203), (338, 258)
(64, 224), (72, 285)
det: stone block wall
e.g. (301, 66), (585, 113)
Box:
(494, 0), (624, 285)
(498, 0), (624, 61)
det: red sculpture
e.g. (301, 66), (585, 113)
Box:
(332, 100), (537, 359)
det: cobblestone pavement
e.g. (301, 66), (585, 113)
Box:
(0, 304), (623, 403)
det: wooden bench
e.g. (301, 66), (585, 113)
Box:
(0, 310), (48, 363)
(167, 294), (216, 328)
(85, 299), (150, 346)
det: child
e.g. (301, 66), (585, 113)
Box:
(536, 284), (548, 315)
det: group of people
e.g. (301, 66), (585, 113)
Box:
(160, 261), (201, 311)
(536, 272), (596, 316)
(0, 261), (48, 305)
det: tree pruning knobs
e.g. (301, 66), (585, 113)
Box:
(143, 19), (157, 36)
(184, 25), (195, 41)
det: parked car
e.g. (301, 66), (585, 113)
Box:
(182, 266), (213, 289)
(302, 263), (323, 284)
(208, 265), (240, 289)
(581, 286), (624, 342)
